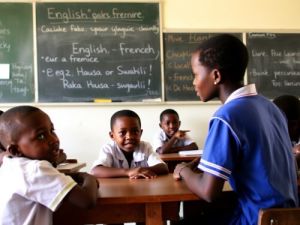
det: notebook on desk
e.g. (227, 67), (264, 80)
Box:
(178, 149), (203, 156)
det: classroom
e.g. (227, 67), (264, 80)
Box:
(0, 0), (300, 224)
(0, 0), (298, 171)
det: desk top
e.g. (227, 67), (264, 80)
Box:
(97, 174), (232, 204)
(159, 153), (200, 161)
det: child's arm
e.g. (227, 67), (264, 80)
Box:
(91, 164), (168, 179)
(64, 172), (98, 208)
(173, 162), (224, 202)
(157, 130), (199, 154)
(127, 163), (168, 179)
(169, 142), (199, 153)
(156, 134), (178, 154)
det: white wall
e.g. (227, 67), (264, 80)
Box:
(1, 0), (299, 171)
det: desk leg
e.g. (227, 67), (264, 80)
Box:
(145, 202), (163, 225)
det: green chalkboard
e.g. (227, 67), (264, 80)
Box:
(0, 3), (34, 102)
(163, 32), (242, 101)
(247, 33), (300, 98)
(36, 2), (161, 102)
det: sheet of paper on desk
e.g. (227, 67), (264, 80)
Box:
(178, 149), (203, 156)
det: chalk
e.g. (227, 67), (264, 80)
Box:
(93, 99), (122, 103)
(94, 99), (112, 103)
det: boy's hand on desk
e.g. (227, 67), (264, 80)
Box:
(127, 167), (157, 179)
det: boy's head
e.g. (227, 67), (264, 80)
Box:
(159, 109), (180, 138)
(273, 95), (300, 143)
(0, 106), (60, 163)
(109, 109), (142, 152)
(191, 34), (248, 102)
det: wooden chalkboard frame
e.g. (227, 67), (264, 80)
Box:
(36, 2), (162, 102)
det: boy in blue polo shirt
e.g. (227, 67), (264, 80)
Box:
(173, 34), (298, 225)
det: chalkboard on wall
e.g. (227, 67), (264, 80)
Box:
(163, 33), (242, 101)
(0, 3), (34, 102)
(247, 33), (300, 98)
(36, 2), (161, 102)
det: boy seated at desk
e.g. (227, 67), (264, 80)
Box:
(90, 109), (168, 179)
(0, 106), (98, 225)
(153, 109), (198, 154)
(0, 109), (68, 167)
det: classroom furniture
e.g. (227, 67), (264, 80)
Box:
(56, 162), (86, 173)
(159, 153), (199, 172)
(53, 174), (232, 225)
(257, 207), (300, 225)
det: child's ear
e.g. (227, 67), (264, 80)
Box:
(159, 122), (162, 128)
(213, 69), (222, 85)
(179, 121), (181, 127)
(140, 129), (143, 136)
(109, 131), (114, 140)
(7, 144), (22, 156)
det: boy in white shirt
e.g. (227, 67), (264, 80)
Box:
(153, 109), (198, 154)
(91, 109), (168, 179)
(0, 106), (98, 225)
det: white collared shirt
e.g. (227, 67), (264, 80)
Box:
(91, 140), (166, 169)
(0, 156), (76, 225)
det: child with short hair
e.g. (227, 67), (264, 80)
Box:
(0, 106), (98, 225)
(153, 109), (198, 154)
(173, 34), (298, 225)
(91, 109), (168, 179)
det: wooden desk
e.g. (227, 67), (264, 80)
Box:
(54, 174), (232, 225)
(159, 153), (200, 172)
